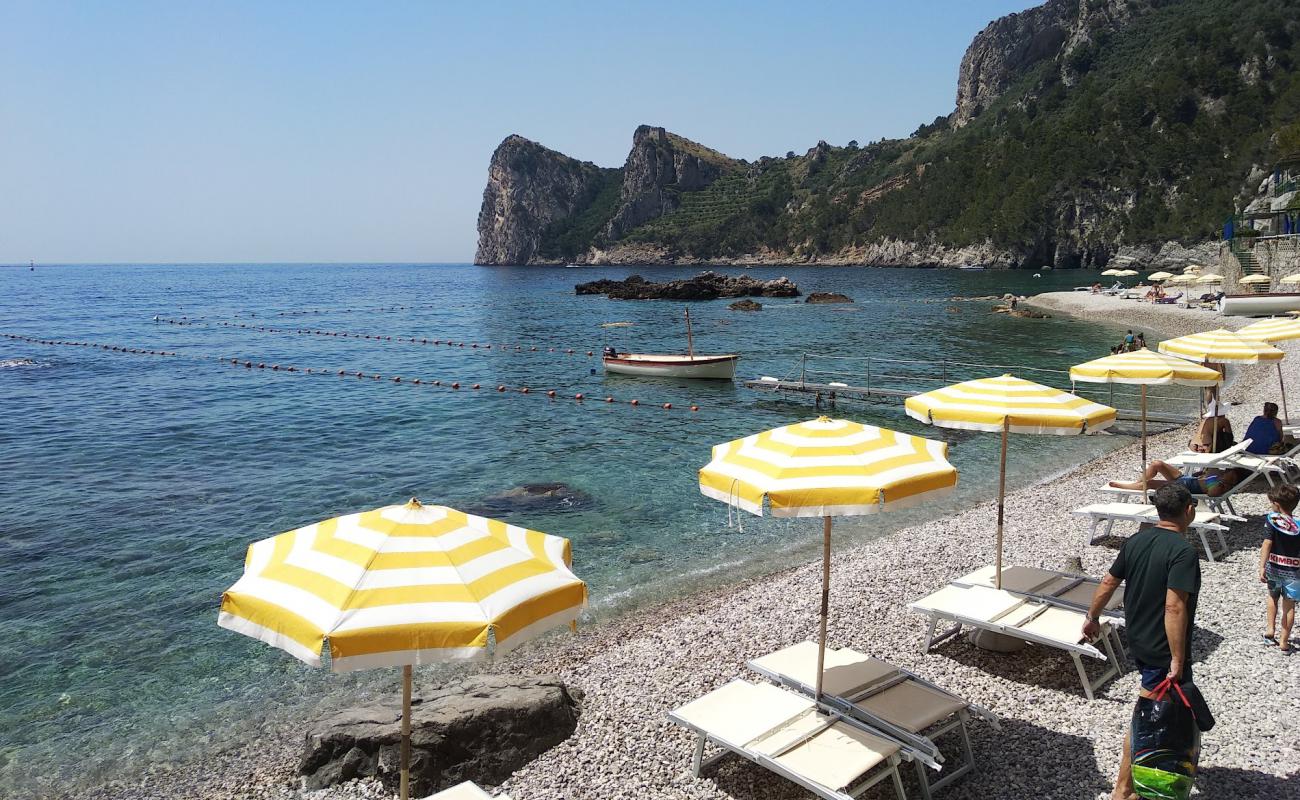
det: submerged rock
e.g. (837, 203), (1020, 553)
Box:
(299, 675), (582, 795)
(576, 271), (799, 300)
(728, 298), (763, 311)
(992, 305), (1050, 318)
(804, 292), (854, 304)
(464, 483), (593, 517)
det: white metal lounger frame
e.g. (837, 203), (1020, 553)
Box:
(669, 704), (908, 800)
(1073, 504), (1230, 562)
(747, 656), (996, 800)
(910, 595), (1120, 701)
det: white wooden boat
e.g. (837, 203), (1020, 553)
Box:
(957, 265), (986, 271)
(601, 308), (738, 379)
(1219, 292), (1300, 316)
(602, 352), (739, 379)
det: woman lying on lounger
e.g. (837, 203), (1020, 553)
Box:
(1109, 461), (1248, 497)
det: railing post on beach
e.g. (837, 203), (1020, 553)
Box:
(941, 360), (948, 383)
(866, 358), (872, 395)
(801, 353), (807, 386)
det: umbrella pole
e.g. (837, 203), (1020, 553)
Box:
(401, 665), (412, 800)
(996, 418), (1008, 590)
(1280, 363), (1291, 424)
(1141, 385), (1148, 467)
(814, 515), (831, 704)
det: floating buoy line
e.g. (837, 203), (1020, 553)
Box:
(3, 333), (700, 414)
(152, 316), (596, 359)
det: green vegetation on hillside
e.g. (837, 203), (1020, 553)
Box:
(533, 0), (1300, 264)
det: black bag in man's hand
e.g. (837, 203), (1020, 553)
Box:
(1177, 680), (1215, 732)
(1131, 678), (1201, 800)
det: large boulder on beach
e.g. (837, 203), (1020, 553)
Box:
(463, 482), (592, 517)
(299, 675), (582, 795)
(575, 271), (799, 300)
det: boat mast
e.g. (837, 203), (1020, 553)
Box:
(684, 307), (694, 358)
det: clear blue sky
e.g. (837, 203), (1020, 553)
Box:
(1, 1), (1038, 263)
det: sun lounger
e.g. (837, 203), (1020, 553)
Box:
(669, 679), (909, 800)
(1072, 503), (1231, 561)
(1098, 449), (1266, 516)
(909, 584), (1120, 701)
(748, 642), (997, 799)
(426, 782), (512, 800)
(950, 565), (1124, 621)
(1154, 293), (1182, 305)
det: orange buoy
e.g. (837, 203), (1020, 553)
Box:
(412, 378), (421, 384)
(662, 403), (672, 409)
(393, 376), (401, 382)
(546, 390), (555, 398)
(356, 371), (364, 378)
(271, 364), (279, 370)
(472, 383), (481, 389)
(338, 369), (346, 376)
(586, 351), (593, 356)
(497, 385), (506, 392)
(257, 362), (266, 368)
(691, 405), (700, 411)
(605, 396), (614, 403)
(372, 374), (381, 380)
(630, 399), (639, 406)
(521, 387), (530, 394)
(451, 382), (460, 389)
(575, 393), (584, 400)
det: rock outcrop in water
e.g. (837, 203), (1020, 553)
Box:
(463, 483), (593, 517)
(575, 271), (799, 300)
(804, 292), (854, 304)
(299, 675), (581, 795)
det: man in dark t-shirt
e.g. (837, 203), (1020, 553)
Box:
(1084, 482), (1201, 800)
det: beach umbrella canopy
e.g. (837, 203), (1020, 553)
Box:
(1070, 349), (1221, 465)
(1183, 265), (1202, 274)
(1100, 268), (1121, 276)
(1157, 328), (1283, 364)
(1116, 269), (1140, 277)
(1239, 318), (1300, 421)
(219, 498), (586, 799)
(1147, 271), (1174, 281)
(699, 416), (956, 699)
(904, 375), (1114, 589)
(1280, 274), (1300, 285)
(1196, 273), (1225, 285)
(1238, 274), (1272, 286)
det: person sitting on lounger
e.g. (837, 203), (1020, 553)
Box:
(1190, 400), (1234, 453)
(1108, 460), (1246, 497)
(1245, 402), (1285, 455)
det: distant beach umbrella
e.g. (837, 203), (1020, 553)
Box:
(1239, 318), (1300, 422)
(1183, 265), (1202, 273)
(1159, 329), (1284, 449)
(1238, 274), (1272, 286)
(1281, 274), (1300, 285)
(698, 416), (956, 701)
(905, 375), (1115, 589)
(1146, 271), (1174, 282)
(1070, 349), (1221, 466)
(1115, 269), (1140, 277)
(1100, 268), (1121, 276)
(1195, 273), (1225, 285)
(219, 499), (586, 800)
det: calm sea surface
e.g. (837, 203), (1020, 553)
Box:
(0, 264), (1164, 793)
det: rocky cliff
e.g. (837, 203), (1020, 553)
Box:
(604, 126), (736, 239)
(475, 0), (1300, 268)
(953, 0), (1150, 126)
(475, 136), (617, 265)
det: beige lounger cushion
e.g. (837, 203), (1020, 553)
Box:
(750, 641), (894, 697)
(959, 565), (1123, 610)
(1014, 605), (1089, 644)
(854, 680), (966, 733)
(673, 680), (813, 746)
(913, 584), (1025, 622)
(425, 782), (508, 800)
(750, 714), (898, 791)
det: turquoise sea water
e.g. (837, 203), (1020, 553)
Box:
(0, 264), (1162, 794)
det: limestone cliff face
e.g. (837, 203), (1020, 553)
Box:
(474, 135), (612, 265)
(604, 126), (735, 239)
(954, 0), (1148, 126)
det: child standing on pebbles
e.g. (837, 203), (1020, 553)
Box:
(1261, 484), (1300, 654)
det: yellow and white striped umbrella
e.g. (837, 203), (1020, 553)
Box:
(1196, 273), (1225, 285)
(1147, 271), (1174, 281)
(1239, 274), (1272, 286)
(904, 374), (1116, 435)
(906, 375), (1114, 589)
(699, 417), (957, 699)
(1157, 328), (1283, 364)
(1239, 318), (1300, 343)
(1281, 274), (1300, 285)
(219, 499), (586, 671)
(698, 417), (957, 518)
(1069, 348), (1222, 386)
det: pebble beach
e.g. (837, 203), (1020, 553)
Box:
(77, 291), (1299, 800)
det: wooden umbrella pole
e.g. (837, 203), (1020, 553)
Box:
(996, 417), (1009, 590)
(1280, 363), (1290, 424)
(814, 515), (832, 703)
(1141, 385), (1148, 466)
(401, 665), (412, 800)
